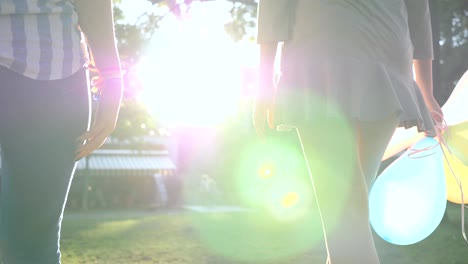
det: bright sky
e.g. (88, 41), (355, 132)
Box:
(119, 0), (259, 127)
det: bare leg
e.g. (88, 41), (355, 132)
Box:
(297, 114), (398, 264)
(355, 117), (400, 192)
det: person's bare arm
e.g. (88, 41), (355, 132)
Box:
(253, 42), (278, 137)
(75, 0), (121, 70)
(258, 43), (278, 100)
(74, 0), (123, 160)
(413, 59), (443, 122)
(406, 0), (443, 123)
(413, 59), (433, 100)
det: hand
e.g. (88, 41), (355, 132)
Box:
(255, 42), (278, 138)
(75, 78), (123, 160)
(423, 95), (445, 137)
(425, 96), (443, 123)
(252, 94), (275, 138)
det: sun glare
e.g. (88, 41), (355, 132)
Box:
(133, 2), (257, 126)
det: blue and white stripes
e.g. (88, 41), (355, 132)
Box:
(0, 0), (86, 80)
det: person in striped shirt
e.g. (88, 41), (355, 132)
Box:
(0, 0), (123, 263)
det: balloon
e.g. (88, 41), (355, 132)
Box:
(442, 69), (468, 126)
(444, 121), (468, 165)
(443, 146), (468, 204)
(369, 137), (447, 245)
(382, 127), (424, 161)
(442, 121), (468, 204)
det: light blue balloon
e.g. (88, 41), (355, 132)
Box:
(369, 137), (446, 245)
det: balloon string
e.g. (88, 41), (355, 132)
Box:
(399, 111), (467, 245)
(435, 113), (467, 245)
(407, 112), (447, 159)
(441, 145), (468, 245)
(415, 111), (468, 245)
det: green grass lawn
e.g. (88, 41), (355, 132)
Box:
(61, 205), (468, 264)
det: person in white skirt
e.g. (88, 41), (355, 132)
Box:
(254, 1), (443, 263)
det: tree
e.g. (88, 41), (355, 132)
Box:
(431, 0), (468, 104)
(109, 0), (258, 143)
(111, 98), (159, 143)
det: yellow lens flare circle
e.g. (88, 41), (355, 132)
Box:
(281, 192), (299, 208)
(259, 164), (274, 179)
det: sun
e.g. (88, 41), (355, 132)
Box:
(132, 1), (257, 127)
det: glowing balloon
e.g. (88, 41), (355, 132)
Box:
(382, 127), (424, 161)
(443, 146), (468, 204)
(444, 121), (468, 165)
(370, 137), (446, 245)
(442, 69), (468, 126)
(442, 121), (468, 204)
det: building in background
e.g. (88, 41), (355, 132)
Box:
(68, 135), (179, 210)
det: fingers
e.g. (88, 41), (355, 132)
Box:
(75, 125), (113, 161)
(253, 110), (277, 139)
(427, 98), (444, 124)
(75, 91), (121, 160)
(267, 108), (275, 129)
(431, 110), (444, 124)
(253, 100), (276, 139)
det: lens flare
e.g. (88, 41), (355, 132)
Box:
(236, 135), (307, 211)
(259, 165), (274, 179)
(192, 93), (356, 262)
(282, 192), (299, 208)
(191, 209), (324, 263)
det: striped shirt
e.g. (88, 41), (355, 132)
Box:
(0, 0), (86, 80)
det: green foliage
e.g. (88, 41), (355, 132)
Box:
(114, 23), (147, 61)
(110, 0), (259, 141)
(111, 98), (159, 142)
(434, 0), (468, 102)
(224, 0), (258, 42)
(113, 0), (258, 59)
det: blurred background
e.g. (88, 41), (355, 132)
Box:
(66, 0), (467, 212)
